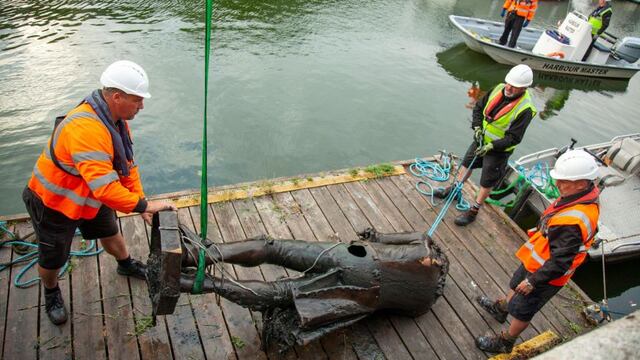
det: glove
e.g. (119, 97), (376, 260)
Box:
(473, 126), (484, 145)
(474, 142), (494, 157)
(523, 20), (529, 28)
(501, 9), (506, 17)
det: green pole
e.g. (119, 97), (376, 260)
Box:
(193, 0), (214, 294)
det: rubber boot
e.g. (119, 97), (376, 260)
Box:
(433, 186), (452, 199)
(476, 296), (508, 323)
(454, 207), (479, 226)
(475, 331), (516, 354)
(117, 258), (147, 280)
(45, 288), (68, 325)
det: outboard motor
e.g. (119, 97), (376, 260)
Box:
(611, 37), (640, 64)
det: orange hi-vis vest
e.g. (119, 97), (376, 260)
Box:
(503, 0), (538, 21)
(516, 186), (599, 286)
(28, 102), (145, 220)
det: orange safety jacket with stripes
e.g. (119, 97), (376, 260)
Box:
(503, 0), (538, 21)
(516, 185), (599, 287)
(28, 101), (146, 220)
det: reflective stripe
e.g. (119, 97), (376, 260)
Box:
(52, 112), (102, 150)
(578, 245), (587, 252)
(554, 209), (594, 240)
(33, 165), (101, 208)
(72, 151), (112, 164)
(485, 131), (501, 140)
(524, 242), (546, 266)
(88, 171), (119, 191)
(43, 147), (80, 175)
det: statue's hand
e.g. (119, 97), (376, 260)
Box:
(357, 227), (378, 242)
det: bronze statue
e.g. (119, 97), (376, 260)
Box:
(147, 211), (448, 352)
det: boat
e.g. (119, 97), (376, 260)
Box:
(494, 134), (640, 263)
(449, 13), (640, 79)
(436, 43), (631, 93)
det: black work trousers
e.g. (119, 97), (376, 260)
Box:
(499, 12), (525, 48)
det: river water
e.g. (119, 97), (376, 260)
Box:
(1, 0), (639, 316)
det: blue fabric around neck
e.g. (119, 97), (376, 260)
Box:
(84, 89), (133, 176)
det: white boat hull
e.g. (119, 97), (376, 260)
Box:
(449, 15), (640, 80)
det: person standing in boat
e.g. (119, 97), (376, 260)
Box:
(22, 60), (176, 325)
(582, 0), (613, 61)
(433, 64), (537, 226)
(474, 149), (600, 354)
(499, 0), (538, 48)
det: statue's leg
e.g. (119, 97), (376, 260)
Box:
(182, 237), (341, 273)
(179, 274), (311, 311)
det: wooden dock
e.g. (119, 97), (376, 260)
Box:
(0, 160), (594, 360)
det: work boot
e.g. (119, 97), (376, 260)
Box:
(44, 287), (68, 325)
(454, 207), (479, 226)
(475, 332), (516, 354)
(476, 296), (508, 323)
(117, 258), (147, 280)
(433, 186), (452, 199)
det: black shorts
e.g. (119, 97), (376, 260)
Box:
(507, 264), (562, 322)
(22, 187), (119, 270)
(461, 142), (511, 188)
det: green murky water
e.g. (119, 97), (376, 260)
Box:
(1, 0), (639, 316)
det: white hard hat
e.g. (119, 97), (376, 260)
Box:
(505, 64), (533, 88)
(100, 60), (151, 98)
(550, 149), (599, 181)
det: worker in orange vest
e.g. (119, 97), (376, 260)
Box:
(22, 60), (176, 325)
(474, 149), (600, 353)
(499, 0), (538, 48)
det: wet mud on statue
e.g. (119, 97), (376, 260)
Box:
(147, 211), (449, 352)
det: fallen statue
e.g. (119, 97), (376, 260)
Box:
(146, 211), (449, 352)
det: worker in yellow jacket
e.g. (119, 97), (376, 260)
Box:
(23, 60), (176, 325)
(499, 0), (538, 48)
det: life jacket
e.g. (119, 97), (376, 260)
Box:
(516, 186), (600, 286)
(28, 91), (145, 220)
(482, 83), (537, 152)
(503, 0), (538, 21)
(588, 4), (612, 35)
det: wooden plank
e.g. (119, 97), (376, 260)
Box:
(98, 224), (140, 360)
(342, 182), (395, 233)
(0, 222), (15, 358)
(186, 206), (237, 360)
(71, 232), (107, 360)
(211, 202), (268, 359)
(119, 166), (406, 217)
(308, 187), (358, 242)
(414, 310), (466, 360)
(120, 215), (173, 360)
(154, 208), (207, 360)
(325, 185), (373, 234)
(3, 222), (40, 360)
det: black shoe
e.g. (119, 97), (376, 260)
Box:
(433, 186), (452, 199)
(454, 208), (478, 226)
(475, 332), (515, 354)
(117, 258), (147, 280)
(45, 288), (68, 325)
(476, 296), (508, 323)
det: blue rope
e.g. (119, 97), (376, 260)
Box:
(1, 221), (104, 288)
(426, 155), (479, 238)
(411, 154), (471, 211)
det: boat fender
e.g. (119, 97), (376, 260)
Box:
(546, 51), (565, 59)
